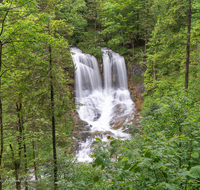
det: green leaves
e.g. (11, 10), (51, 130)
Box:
(191, 152), (199, 158)
(156, 185), (164, 190)
(139, 159), (151, 168)
(93, 176), (99, 182)
(190, 166), (200, 178)
(110, 139), (118, 146)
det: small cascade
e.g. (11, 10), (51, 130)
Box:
(71, 47), (134, 162)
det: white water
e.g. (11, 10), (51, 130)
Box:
(71, 47), (134, 162)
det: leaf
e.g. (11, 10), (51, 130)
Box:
(165, 183), (177, 190)
(101, 151), (107, 158)
(110, 139), (118, 147)
(139, 159), (151, 168)
(145, 151), (151, 158)
(134, 166), (144, 172)
(127, 150), (134, 159)
(93, 176), (99, 182)
(156, 185), (164, 190)
(190, 166), (200, 178)
(92, 141), (101, 145)
(124, 161), (131, 170)
(107, 136), (111, 139)
(191, 152), (199, 158)
(95, 138), (102, 141)
(105, 158), (112, 166)
(154, 162), (163, 169)
(95, 156), (104, 166)
(107, 136), (115, 140)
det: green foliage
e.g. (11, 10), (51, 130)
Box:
(91, 95), (200, 189)
(33, 150), (104, 190)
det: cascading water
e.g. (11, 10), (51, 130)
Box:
(71, 47), (134, 162)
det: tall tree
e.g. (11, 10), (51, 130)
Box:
(185, 0), (192, 89)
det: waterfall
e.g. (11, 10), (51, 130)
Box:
(71, 47), (134, 162)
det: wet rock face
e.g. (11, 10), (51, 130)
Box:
(128, 64), (146, 78)
(72, 110), (88, 127)
(110, 104), (134, 130)
(93, 109), (101, 121)
(128, 64), (146, 111)
(72, 110), (90, 140)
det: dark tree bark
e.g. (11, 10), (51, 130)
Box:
(15, 99), (24, 190)
(153, 48), (157, 81)
(95, 18), (97, 48)
(23, 141), (28, 190)
(0, 40), (3, 190)
(144, 0), (149, 55)
(94, 1), (97, 48)
(185, 0), (192, 90)
(32, 140), (38, 180)
(0, 2), (13, 187)
(49, 43), (58, 190)
(132, 40), (135, 59)
(10, 144), (21, 190)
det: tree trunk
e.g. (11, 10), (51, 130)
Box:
(95, 18), (97, 48)
(32, 140), (38, 180)
(132, 40), (134, 59)
(153, 48), (157, 80)
(185, 0), (191, 90)
(194, 43), (198, 79)
(144, 0), (148, 55)
(49, 43), (57, 190)
(94, 0), (97, 48)
(16, 98), (28, 189)
(10, 144), (21, 190)
(0, 40), (3, 190)
(137, 11), (140, 40)
(16, 98), (25, 190)
(22, 123), (28, 190)
(121, 29), (124, 47)
(144, 29), (147, 55)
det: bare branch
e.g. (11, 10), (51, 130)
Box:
(0, 0), (14, 36)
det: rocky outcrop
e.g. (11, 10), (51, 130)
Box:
(109, 104), (134, 130)
(128, 63), (146, 111)
(72, 110), (90, 140)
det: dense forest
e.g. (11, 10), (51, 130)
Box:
(0, 0), (200, 189)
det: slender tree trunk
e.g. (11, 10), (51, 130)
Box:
(137, 11), (140, 40)
(0, 40), (3, 190)
(32, 140), (38, 180)
(36, 138), (38, 158)
(121, 29), (124, 47)
(153, 48), (157, 80)
(49, 43), (58, 190)
(194, 43), (198, 79)
(132, 40), (134, 59)
(22, 121), (28, 190)
(94, 0), (97, 48)
(16, 97), (28, 189)
(185, 0), (192, 90)
(144, 29), (147, 55)
(95, 18), (97, 48)
(144, 0), (149, 55)
(16, 98), (25, 190)
(10, 144), (21, 190)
